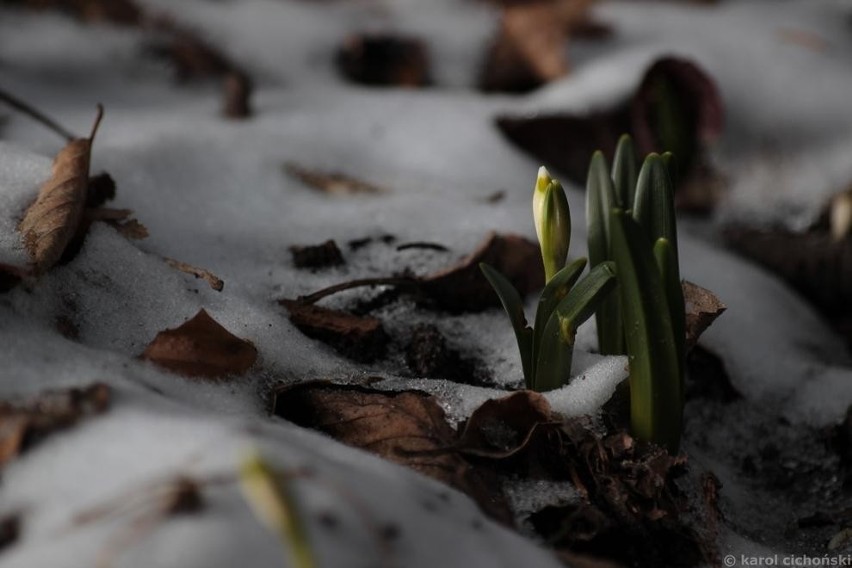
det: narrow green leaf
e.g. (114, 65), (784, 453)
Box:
(610, 209), (682, 453)
(239, 452), (317, 568)
(612, 134), (638, 209)
(480, 263), (534, 387)
(661, 151), (678, 192)
(586, 151), (621, 354)
(633, 154), (678, 263)
(585, 151), (616, 269)
(534, 262), (616, 392)
(532, 257), (587, 380)
(654, 238), (686, 394)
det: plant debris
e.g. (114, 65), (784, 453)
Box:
(18, 106), (104, 276)
(0, 383), (110, 468)
(140, 309), (258, 379)
(455, 391), (553, 459)
(290, 240), (345, 270)
(405, 324), (494, 387)
(279, 300), (388, 363)
(336, 34), (432, 88)
(284, 163), (387, 195)
(272, 382), (512, 524)
(395, 242), (450, 253)
(682, 280), (726, 351)
(496, 56), (724, 202)
(85, 172), (117, 207)
(163, 257), (224, 291)
(479, 2), (570, 93)
(222, 71), (253, 119)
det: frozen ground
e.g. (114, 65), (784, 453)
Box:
(1, 1), (851, 566)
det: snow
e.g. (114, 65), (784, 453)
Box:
(1, 0), (852, 566)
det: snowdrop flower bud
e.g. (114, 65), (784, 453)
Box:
(532, 167), (571, 282)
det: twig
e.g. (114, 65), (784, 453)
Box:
(0, 87), (76, 141)
(295, 276), (417, 305)
(395, 242), (449, 252)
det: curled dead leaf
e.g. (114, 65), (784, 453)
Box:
(272, 381), (512, 524)
(18, 106), (104, 275)
(419, 232), (544, 311)
(682, 280), (726, 351)
(496, 57), (724, 199)
(456, 391), (554, 459)
(290, 240), (345, 270)
(0, 383), (110, 468)
(140, 309), (257, 379)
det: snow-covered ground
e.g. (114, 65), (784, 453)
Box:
(1, 1), (851, 566)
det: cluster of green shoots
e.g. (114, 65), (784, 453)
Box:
(481, 135), (686, 452)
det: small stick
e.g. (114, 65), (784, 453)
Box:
(0, 87), (76, 141)
(295, 276), (417, 305)
(395, 242), (449, 252)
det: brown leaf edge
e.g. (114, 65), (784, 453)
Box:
(682, 280), (726, 352)
(272, 381), (513, 525)
(140, 309), (257, 379)
(17, 105), (104, 276)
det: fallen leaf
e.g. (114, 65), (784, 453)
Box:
(284, 163), (387, 195)
(479, 2), (571, 93)
(456, 391), (553, 459)
(272, 382), (512, 524)
(419, 232), (544, 311)
(85, 172), (116, 207)
(497, 57), (723, 195)
(84, 208), (148, 239)
(164, 257), (224, 291)
(18, 106), (104, 275)
(140, 309), (257, 379)
(0, 383), (110, 468)
(682, 280), (726, 351)
(290, 240), (345, 270)
(336, 34), (431, 87)
(292, 232), (543, 313)
(279, 300), (388, 363)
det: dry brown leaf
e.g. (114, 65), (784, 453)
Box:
(280, 299), (388, 363)
(18, 106), (104, 275)
(420, 232), (544, 311)
(456, 391), (554, 459)
(140, 309), (257, 379)
(284, 162), (387, 195)
(272, 381), (512, 524)
(497, 57), (724, 192)
(222, 71), (253, 119)
(290, 239), (345, 270)
(164, 257), (224, 291)
(0, 383), (110, 468)
(682, 280), (726, 351)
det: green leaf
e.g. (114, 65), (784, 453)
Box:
(610, 209), (682, 453)
(612, 134), (638, 209)
(661, 151), (678, 191)
(586, 151), (622, 354)
(240, 452), (317, 568)
(654, 238), (686, 393)
(532, 257), (587, 380)
(480, 263), (534, 387)
(633, 154), (678, 263)
(534, 262), (616, 392)
(585, 151), (616, 269)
